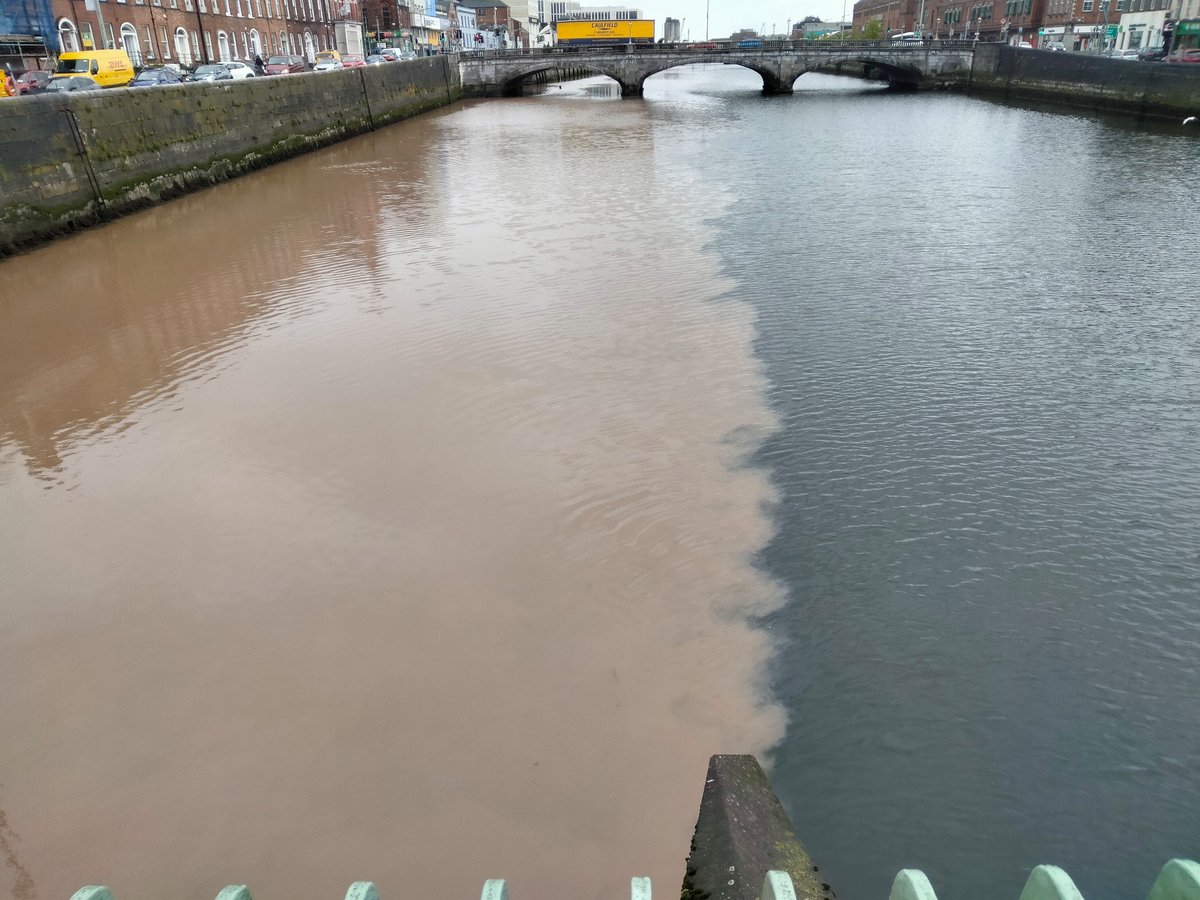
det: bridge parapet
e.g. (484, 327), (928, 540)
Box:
(456, 43), (976, 96)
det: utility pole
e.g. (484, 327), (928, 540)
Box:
(194, 0), (210, 61)
(705, 0), (709, 40)
(86, 0), (109, 48)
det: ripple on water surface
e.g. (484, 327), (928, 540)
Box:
(0, 74), (787, 900)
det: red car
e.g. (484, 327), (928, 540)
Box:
(1167, 48), (1200, 62)
(264, 54), (308, 74)
(341, 54), (366, 68)
(16, 70), (52, 94)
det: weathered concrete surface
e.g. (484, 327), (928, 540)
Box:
(681, 755), (833, 900)
(459, 45), (975, 97)
(0, 57), (461, 258)
(969, 43), (1200, 120)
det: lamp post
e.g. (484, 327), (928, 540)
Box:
(704, 0), (709, 40)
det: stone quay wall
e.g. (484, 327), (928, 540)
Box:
(0, 57), (461, 258)
(969, 43), (1200, 121)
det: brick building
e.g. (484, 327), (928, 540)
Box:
(852, 0), (920, 35)
(50, 0), (360, 65)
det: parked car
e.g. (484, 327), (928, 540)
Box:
(129, 67), (184, 87)
(364, 54), (388, 65)
(44, 75), (102, 92)
(313, 58), (344, 71)
(265, 54), (308, 74)
(1166, 48), (1200, 63)
(222, 60), (257, 78)
(16, 70), (51, 94)
(341, 55), (366, 68)
(189, 63), (233, 82)
(1111, 48), (1140, 60)
(1044, 41), (1066, 51)
(1138, 46), (1167, 60)
(378, 49), (398, 60)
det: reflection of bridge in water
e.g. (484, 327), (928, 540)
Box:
(458, 42), (977, 97)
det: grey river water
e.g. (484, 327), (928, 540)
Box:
(2, 65), (1200, 900)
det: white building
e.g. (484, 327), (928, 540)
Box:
(454, 3), (483, 48)
(1116, 8), (1167, 47)
(548, 1), (643, 21)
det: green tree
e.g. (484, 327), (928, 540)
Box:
(863, 18), (883, 39)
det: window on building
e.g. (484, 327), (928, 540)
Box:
(159, 24), (170, 55)
(1082, 0), (1092, 11)
(103, 22), (115, 46)
(80, 21), (94, 47)
(144, 24), (155, 55)
(192, 29), (201, 56)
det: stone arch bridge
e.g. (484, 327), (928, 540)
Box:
(458, 42), (976, 98)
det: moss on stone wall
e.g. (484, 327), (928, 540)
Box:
(0, 57), (460, 258)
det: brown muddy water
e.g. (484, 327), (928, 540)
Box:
(0, 72), (783, 900)
(7, 62), (1200, 900)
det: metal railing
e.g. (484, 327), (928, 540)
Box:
(67, 859), (1200, 900)
(454, 40), (978, 59)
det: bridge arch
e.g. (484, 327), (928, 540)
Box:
(792, 55), (926, 90)
(635, 58), (792, 95)
(499, 62), (631, 97)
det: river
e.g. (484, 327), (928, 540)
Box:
(1, 64), (1198, 900)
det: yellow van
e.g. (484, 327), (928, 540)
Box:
(53, 50), (135, 88)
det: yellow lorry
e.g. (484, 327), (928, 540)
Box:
(555, 20), (655, 45)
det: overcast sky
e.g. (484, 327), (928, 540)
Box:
(635, 0), (854, 40)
